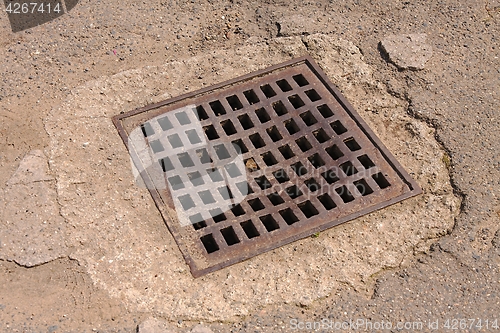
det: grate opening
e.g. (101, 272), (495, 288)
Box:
(330, 120), (347, 135)
(209, 100), (226, 116)
(372, 172), (391, 189)
(192, 221), (207, 231)
(168, 175), (185, 190)
(236, 181), (253, 195)
(214, 144), (231, 160)
(273, 168), (290, 183)
(248, 198), (265, 211)
(260, 84), (277, 98)
(268, 192), (285, 205)
(262, 152), (278, 166)
(241, 220), (260, 239)
(231, 204), (246, 216)
(354, 179), (374, 196)
(168, 133), (184, 148)
(207, 168), (224, 182)
(284, 119), (300, 135)
(186, 129), (202, 144)
(175, 111), (191, 125)
(298, 200), (319, 218)
(272, 101), (288, 116)
(210, 208), (227, 222)
(221, 119), (237, 136)
(318, 193), (337, 210)
(250, 133), (266, 149)
(227, 95), (243, 111)
(296, 137), (313, 152)
(288, 95), (305, 109)
(244, 90), (260, 105)
(178, 152), (195, 167)
(224, 163), (242, 178)
(308, 153), (325, 168)
(188, 171), (204, 186)
(159, 157), (175, 172)
(300, 111), (318, 126)
(141, 123), (155, 137)
(238, 114), (254, 130)
(260, 214), (280, 232)
(218, 186), (234, 200)
(221, 226), (240, 246)
(179, 194), (195, 210)
(358, 154), (375, 169)
(325, 144), (344, 160)
(195, 105), (209, 120)
(286, 185), (303, 199)
(344, 137), (361, 151)
(292, 74), (309, 86)
(199, 190), (216, 204)
(158, 116), (174, 131)
(276, 79), (293, 92)
(197, 148), (213, 164)
(150, 140), (165, 153)
(304, 178), (321, 192)
(201, 234), (219, 254)
(340, 161), (358, 176)
(267, 126), (283, 142)
(291, 161), (308, 176)
(255, 175), (272, 190)
(244, 158), (260, 172)
(203, 125), (220, 140)
(279, 144), (295, 159)
(255, 107), (271, 123)
(317, 104), (334, 118)
(336, 186), (355, 203)
(313, 128), (330, 143)
(231, 139), (249, 154)
(321, 169), (340, 184)
(279, 208), (299, 225)
(305, 89), (321, 102)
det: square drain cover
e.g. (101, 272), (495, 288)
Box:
(113, 56), (422, 277)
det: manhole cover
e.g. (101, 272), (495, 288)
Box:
(113, 56), (422, 277)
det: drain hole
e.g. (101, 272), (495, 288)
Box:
(190, 214), (207, 230)
(209, 100), (226, 116)
(279, 208), (299, 225)
(210, 208), (227, 222)
(292, 74), (309, 87)
(236, 181), (253, 195)
(244, 90), (260, 105)
(179, 194), (195, 210)
(358, 154), (375, 169)
(340, 161), (358, 176)
(255, 107), (271, 123)
(255, 175), (272, 190)
(313, 128), (330, 143)
(276, 79), (293, 92)
(262, 152), (278, 166)
(158, 117), (173, 131)
(308, 153), (325, 168)
(318, 193), (337, 210)
(305, 89), (321, 102)
(188, 171), (204, 186)
(260, 84), (277, 98)
(198, 190), (216, 204)
(298, 200), (319, 218)
(231, 139), (248, 154)
(168, 133), (184, 148)
(286, 185), (303, 199)
(215, 144), (231, 160)
(268, 192), (285, 205)
(250, 133), (266, 149)
(207, 168), (224, 182)
(273, 168), (290, 183)
(330, 120), (347, 135)
(224, 163), (242, 178)
(168, 175), (185, 190)
(203, 125), (219, 140)
(279, 144), (295, 159)
(241, 220), (260, 239)
(354, 179), (374, 196)
(344, 137), (361, 151)
(197, 148), (213, 164)
(231, 204), (246, 216)
(300, 111), (318, 126)
(284, 118), (300, 135)
(159, 157), (174, 172)
(272, 100), (289, 116)
(248, 198), (265, 211)
(218, 186), (234, 200)
(336, 186), (355, 203)
(317, 104), (334, 118)
(321, 169), (340, 184)
(220, 119), (236, 136)
(325, 144), (344, 160)
(267, 126), (283, 142)
(150, 140), (165, 153)
(372, 172), (391, 189)
(245, 158), (260, 172)
(296, 137), (312, 152)
(238, 114), (254, 130)
(141, 123), (155, 137)
(201, 234), (219, 253)
(186, 129), (202, 144)
(260, 214), (280, 232)
(227, 95), (243, 110)
(178, 152), (195, 167)
(288, 95), (305, 109)
(195, 105), (209, 120)
(304, 178), (321, 192)
(175, 111), (191, 125)
(291, 161), (308, 176)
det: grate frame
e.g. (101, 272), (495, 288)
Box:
(113, 56), (422, 277)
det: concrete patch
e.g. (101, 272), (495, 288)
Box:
(380, 34), (433, 70)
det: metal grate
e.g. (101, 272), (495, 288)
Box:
(113, 56), (422, 277)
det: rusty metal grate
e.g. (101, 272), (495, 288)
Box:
(113, 56), (422, 277)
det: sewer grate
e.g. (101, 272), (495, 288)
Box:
(113, 56), (422, 277)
